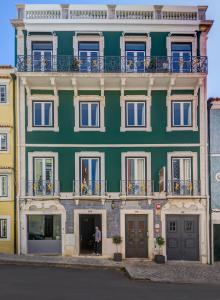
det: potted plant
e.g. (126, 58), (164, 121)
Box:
(112, 235), (122, 261)
(154, 236), (165, 264)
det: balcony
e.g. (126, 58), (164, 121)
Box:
(120, 180), (154, 196)
(167, 180), (200, 196)
(17, 56), (208, 74)
(26, 180), (60, 197)
(73, 180), (107, 197)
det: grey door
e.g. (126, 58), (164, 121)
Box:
(214, 224), (220, 261)
(125, 215), (148, 258)
(166, 215), (199, 261)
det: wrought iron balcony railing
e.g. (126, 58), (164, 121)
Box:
(73, 180), (107, 196)
(26, 180), (60, 197)
(120, 180), (154, 196)
(17, 55), (208, 73)
(167, 180), (200, 196)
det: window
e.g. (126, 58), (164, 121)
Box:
(0, 175), (8, 197)
(80, 102), (99, 128)
(169, 221), (176, 232)
(172, 101), (192, 127)
(125, 42), (145, 72)
(80, 157), (100, 195)
(171, 43), (192, 72)
(126, 102), (146, 127)
(0, 219), (7, 239)
(28, 215), (61, 240)
(32, 42), (53, 72)
(32, 157), (54, 196)
(0, 133), (7, 151)
(0, 85), (6, 103)
(33, 101), (53, 127)
(126, 157), (146, 195)
(78, 42), (99, 72)
(171, 157), (192, 195)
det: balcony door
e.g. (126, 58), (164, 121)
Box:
(32, 42), (53, 72)
(126, 157), (146, 195)
(78, 42), (99, 72)
(171, 157), (192, 195)
(125, 42), (145, 72)
(33, 157), (54, 196)
(80, 157), (100, 195)
(171, 43), (192, 73)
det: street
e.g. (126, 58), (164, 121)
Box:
(0, 264), (220, 300)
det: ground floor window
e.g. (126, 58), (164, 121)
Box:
(0, 218), (7, 239)
(28, 215), (61, 240)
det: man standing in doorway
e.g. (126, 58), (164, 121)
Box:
(94, 226), (101, 256)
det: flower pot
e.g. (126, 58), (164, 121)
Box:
(154, 254), (165, 264)
(113, 252), (122, 262)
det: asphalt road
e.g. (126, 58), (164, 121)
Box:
(0, 264), (220, 300)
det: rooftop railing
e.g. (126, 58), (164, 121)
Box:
(16, 5), (207, 21)
(17, 55), (208, 73)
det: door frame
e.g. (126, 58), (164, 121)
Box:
(120, 209), (154, 259)
(161, 210), (205, 262)
(74, 209), (106, 256)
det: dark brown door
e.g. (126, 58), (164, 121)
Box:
(125, 215), (148, 258)
(166, 215), (199, 261)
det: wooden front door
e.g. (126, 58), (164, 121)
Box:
(125, 215), (148, 258)
(166, 215), (199, 261)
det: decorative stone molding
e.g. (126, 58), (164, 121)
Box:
(120, 95), (152, 132)
(166, 34), (197, 57)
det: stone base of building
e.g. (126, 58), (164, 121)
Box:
(19, 198), (209, 264)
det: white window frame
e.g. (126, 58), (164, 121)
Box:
(73, 34), (104, 71)
(166, 35), (197, 58)
(26, 35), (58, 72)
(121, 152), (151, 195)
(0, 216), (10, 241)
(125, 101), (146, 127)
(120, 35), (151, 59)
(74, 95), (105, 132)
(0, 129), (9, 152)
(172, 101), (192, 127)
(120, 95), (151, 132)
(166, 94), (198, 131)
(75, 152), (105, 197)
(27, 94), (59, 132)
(0, 174), (8, 198)
(79, 101), (100, 128)
(0, 170), (12, 201)
(167, 151), (198, 184)
(33, 101), (53, 127)
(28, 152), (59, 197)
(0, 84), (7, 103)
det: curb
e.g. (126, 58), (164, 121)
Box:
(0, 259), (124, 271)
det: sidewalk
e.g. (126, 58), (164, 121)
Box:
(0, 254), (123, 269)
(125, 260), (220, 284)
(1, 254), (220, 284)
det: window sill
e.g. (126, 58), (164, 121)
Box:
(27, 126), (59, 132)
(120, 127), (152, 132)
(74, 127), (106, 132)
(166, 126), (198, 132)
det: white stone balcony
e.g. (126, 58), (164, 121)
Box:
(15, 4), (207, 22)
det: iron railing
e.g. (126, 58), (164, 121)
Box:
(73, 180), (107, 196)
(167, 180), (200, 196)
(26, 180), (60, 196)
(120, 180), (154, 196)
(17, 55), (208, 73)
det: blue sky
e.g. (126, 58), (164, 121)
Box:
(0, 0), (218, 97)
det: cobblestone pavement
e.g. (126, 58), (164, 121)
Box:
(125, 260), (220, 284)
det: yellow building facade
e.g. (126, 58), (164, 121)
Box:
(0, 66), (16, 254)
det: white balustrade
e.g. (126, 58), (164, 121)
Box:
(162, 11), (198, 20)
(116, 10), (153, 20)
(69, 10), (107, 19)
(26, 10), (61, 19)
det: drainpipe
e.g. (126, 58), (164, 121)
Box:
(11, 72), (17, 254)
(207, 100), (213, 264)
